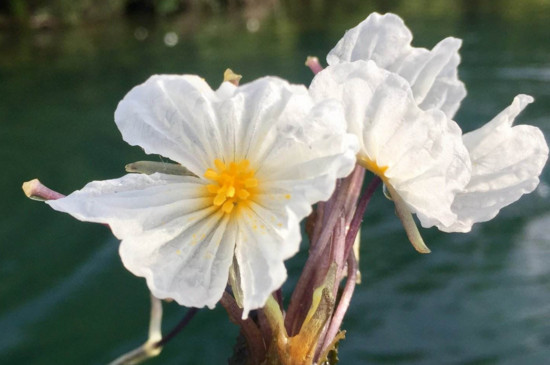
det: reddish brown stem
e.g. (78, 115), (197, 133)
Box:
(220, 292), (266, 364)
(154, 307), (199, 348)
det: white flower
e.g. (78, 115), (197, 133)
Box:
(323, 12), (549, 235)
(438, 95), (549, 232)
(309, 60), (471, 252)
(326, 12), (466, 119)
(47, 75), (358, 316)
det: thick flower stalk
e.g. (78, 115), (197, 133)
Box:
(46, 74), (358, 317)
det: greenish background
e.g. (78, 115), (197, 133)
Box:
(1, 0), (550, 364)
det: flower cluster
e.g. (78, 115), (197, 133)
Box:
(24, 12), (548, 365)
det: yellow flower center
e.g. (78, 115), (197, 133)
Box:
(357, 155), (388, 180)
(204, 159), (258, 214)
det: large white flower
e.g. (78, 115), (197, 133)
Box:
(309, 60), (471, 252)
(325, 12), (548, 234)
(326, 12), (466, 119)
(438, 95), (549, 232)
(47, 75), (358, 316)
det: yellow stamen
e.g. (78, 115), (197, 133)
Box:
(357, 155), (388, 179)
(204, 169), (219, 180)
(237, 189), (250, 199)
(222, 200), (235, 214)
(204, 158), (258, 215)
(214, 192), (226, 206)
(207, 184), (219, 194)
(244, 178), (258, 188)
(226, 185), (236, 197)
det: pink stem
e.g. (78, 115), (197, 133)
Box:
(310, 201), (325, 248)
(317, 251), (358, 360)
(284, 175), (352, 335)
(22, 179), (65, 201)
(343, 176), (381, 261)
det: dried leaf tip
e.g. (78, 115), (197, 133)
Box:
(224, 68), (242, 86)
(125, 161), (196, 176)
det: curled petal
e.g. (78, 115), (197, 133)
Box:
(327, 12), (466, 118)
(440, 95), (549, 232)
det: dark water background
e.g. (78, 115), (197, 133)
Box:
(1, 1), (550, 364)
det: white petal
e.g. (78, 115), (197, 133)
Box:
(440, 95), (549, 232)
(47, 173), (236, 308)
(215, 81), (237, 99)
(396, 37), (465, 118)
(327, 12), (466, 118)
(310, 60), (471, 227)
(254, 98), (358, 207)
(327, 13), (412, 69)
(218, 76), (314, 163)
(234, 202), (300, 317)
(120, 212), (236, 309)
(114, 75), (227, 175)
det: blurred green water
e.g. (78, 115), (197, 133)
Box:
(1, 2), (550, 364)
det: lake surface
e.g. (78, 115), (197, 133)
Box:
(1, 3), (550, 364)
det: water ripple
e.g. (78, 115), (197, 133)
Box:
(0, 239), (118, 353)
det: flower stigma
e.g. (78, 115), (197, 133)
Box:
(204, 159), (258, 214)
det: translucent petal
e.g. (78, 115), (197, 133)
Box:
(114, 75), (227, 176)
(47, 173), (236, 308)
(310, 60), (471, 228)
(439, 95), (549, 232)
(327, 12), (466, 118)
